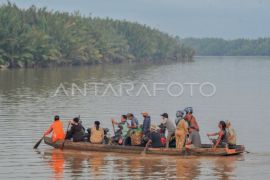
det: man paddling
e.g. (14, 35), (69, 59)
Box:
(44, 115), (65, 142)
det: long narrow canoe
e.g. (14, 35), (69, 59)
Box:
(44, 137), (245, 156)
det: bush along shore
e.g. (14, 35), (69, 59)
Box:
(0, 2), (195, 68)
(182, 38), (270, 56)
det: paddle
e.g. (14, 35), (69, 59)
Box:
(141, 139), (151, 155)
(111, 118), (116, 136)
(33, 135), (45, 149)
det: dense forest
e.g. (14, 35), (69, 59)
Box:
(182, 38), (270, 56)
(0, 2), (194, 68)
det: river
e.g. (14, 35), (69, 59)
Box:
(0, 56), (270, 179)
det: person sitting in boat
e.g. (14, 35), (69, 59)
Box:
(44, 115), (65, 142)
(144, 124), (163, 149)
(89, 121), (104, 144)
(184, 107), (200, 132)
(66, 117), (85, 142)
(175, 110), (188, 150)
(161, 113), (176, 148)
(141, 112), (151, 137)
(186, 127), (202, 148)
(207, 121), (228, 149)
(111, 115), (129, 145)
(226, 120), (237, 149)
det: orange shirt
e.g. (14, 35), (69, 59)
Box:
(45, 120), (65, 142)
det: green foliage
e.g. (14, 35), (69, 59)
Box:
(0, 3), (194, 68)
(182, 38), (270, 56)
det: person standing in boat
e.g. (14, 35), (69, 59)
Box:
(186, 127), (202, 148)
(89, 121), (104, 144)
(44, 115), (65, 142)
(127, 113), (139, 130)
(66, 117), (85, 142)
(184, 107), (200, 132)
(207, 121), (228, 149)
(111, 115), (129, 144)
(226, 120), (237, 148)
(175, 110), (188, 150)
(161, 113), (176, 148)
(122, 113), (139, 146)
(141, 112), (151, 137)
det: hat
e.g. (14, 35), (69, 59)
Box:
(176, 110), (185, 118)
(161, 113), (168, 118)
(184, 107), (193, 114)
(150, 124), (158, 131)
(141, 112), (149, 116)
(126, 113), (133, 118)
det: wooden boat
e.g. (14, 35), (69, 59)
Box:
(44, 137), (245, 156)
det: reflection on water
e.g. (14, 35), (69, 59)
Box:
(40, 149), (243, 179)
(175, 157), (200, 179)
(213, 157), (236, 180)
(46, 150), (64, 179)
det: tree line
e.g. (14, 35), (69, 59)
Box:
(0, 2), (195, 68)
(182, 38), (270, 56)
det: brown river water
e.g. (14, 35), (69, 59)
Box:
(0, 56), (270, 179)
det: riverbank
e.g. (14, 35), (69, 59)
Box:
(0, 57), (195, 70)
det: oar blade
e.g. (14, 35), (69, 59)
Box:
(33, 136), (44, 149)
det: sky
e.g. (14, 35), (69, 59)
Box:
(1, 0), (270, 39)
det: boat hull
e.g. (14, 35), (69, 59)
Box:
(44, 137), (245, 156)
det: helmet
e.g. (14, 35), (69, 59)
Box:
(176, 110), (185, 118)
(184, 107), (193, 114)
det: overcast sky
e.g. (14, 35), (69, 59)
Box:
(1, 0), (269, 39)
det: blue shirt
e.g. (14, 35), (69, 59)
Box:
(142, 116), (151, 134)
(131, 117), (139, 129)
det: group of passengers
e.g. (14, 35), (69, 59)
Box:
(44, 116), (106, 144)
(44, 107), (237, 150)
